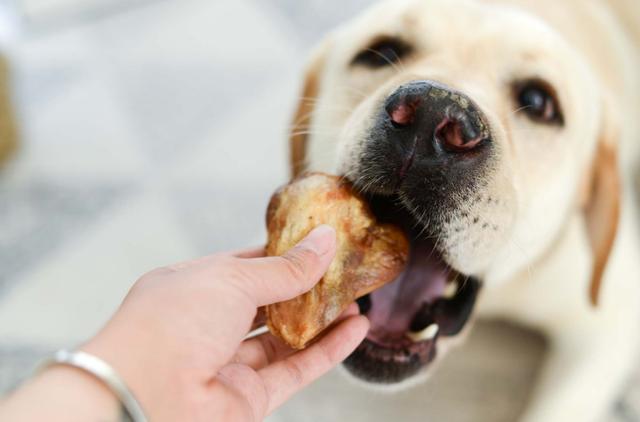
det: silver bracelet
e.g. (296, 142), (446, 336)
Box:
(40, 350), (148, 422)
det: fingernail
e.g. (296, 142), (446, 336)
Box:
(298, 225), (336, 256)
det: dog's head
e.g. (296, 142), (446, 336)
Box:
(290, 0), (620, 386)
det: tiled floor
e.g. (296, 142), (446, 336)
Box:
(0, 1), (638, 420)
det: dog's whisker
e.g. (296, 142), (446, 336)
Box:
(339, 84), (370, 97)
(289, 108), (353, 131)
(288, 129), (337, 138)
(363, 48), (404, 75)
(508, 104), (535, 117)
(388, 49), (408, 74)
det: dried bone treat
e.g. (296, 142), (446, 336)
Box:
(265, 172), (409, 349)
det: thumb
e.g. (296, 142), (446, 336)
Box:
(232, 225), (337, 306)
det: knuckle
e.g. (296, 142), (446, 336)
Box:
(317, 338), (340, 366)
(139, 266), (172, 282)
(282, 359), (305, 387)
(238, 368), (269, 421)
(282, 247), (317, 281)
(129, 268), (166, 294)
(223, 392), (255, 422)
(202, 255), (237, 281)
(219, 260), (248, 284)
(225, 266), (260, 303)
(210, 253), (235, 268)
(260, 336), (279, 364)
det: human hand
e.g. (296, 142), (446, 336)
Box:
(81, 225), (369, 421)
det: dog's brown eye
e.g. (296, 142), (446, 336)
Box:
(515, 80), (563, 125)
(351, 37), (412, 68)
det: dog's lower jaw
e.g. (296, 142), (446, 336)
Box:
(338, 320), (476, 393)
(337, 358), (436, 394)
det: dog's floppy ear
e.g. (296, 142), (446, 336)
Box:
(289, 42), (329, 178)
(583, 104), (621, 307)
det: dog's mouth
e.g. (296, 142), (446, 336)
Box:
(343, 194), (481, 383)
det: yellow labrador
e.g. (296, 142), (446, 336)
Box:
(289, 0), (640, 420)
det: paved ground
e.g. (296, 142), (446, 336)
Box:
(0, 0), (638, 420)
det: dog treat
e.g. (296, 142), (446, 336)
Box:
(265, 172), (409, 349)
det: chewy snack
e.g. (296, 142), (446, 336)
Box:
(265, 173), (409, 349)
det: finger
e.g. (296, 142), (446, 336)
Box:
(230, 246), (266, 259)
(258, 315), (369, 414)
(234, 332), (295, 370)
(237, 302), (360, 370)
(231, 225), (337, 306)
(341, 302), (359, 318)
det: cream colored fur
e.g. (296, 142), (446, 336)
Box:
(294, 0), (640, 420)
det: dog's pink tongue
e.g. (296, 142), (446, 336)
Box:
(367, 241), (447, 345)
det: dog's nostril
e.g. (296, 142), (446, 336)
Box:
(386, 100), (418, 128)
(435, 118), (485, 152)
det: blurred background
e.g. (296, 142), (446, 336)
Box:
(0, 0), (637, 420)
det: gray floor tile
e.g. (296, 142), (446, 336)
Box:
(0, 182), (132, 297)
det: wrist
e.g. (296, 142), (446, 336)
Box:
(0, 364), (120, 422)
(82, 326), (163, 421)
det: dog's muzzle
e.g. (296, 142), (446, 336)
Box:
(342, 81), (492, 384)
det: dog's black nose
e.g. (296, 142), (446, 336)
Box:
(385, 80), (490, 155)
(359, 81), (494, 200)
(361, 80), (493, 196)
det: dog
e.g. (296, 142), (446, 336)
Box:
(287, 0), (640, 420)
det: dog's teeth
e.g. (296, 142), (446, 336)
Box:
(443, 280), (458, 299)
(408, 323), (439, 342)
